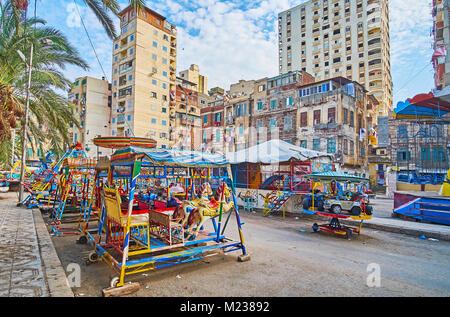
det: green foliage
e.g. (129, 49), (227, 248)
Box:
(0, 0), (88, 166)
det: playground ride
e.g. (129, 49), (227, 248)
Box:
(0, 171), (9, 193)
(390, 90), (450, 225)
(21, 143), (87, 209)
(49, 157), (99, 237)
(86, 146), (249, 296)
(302, 172), (373, 239)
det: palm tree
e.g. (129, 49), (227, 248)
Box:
(11, 0), (146, 40)
(0, 0), (89, 168)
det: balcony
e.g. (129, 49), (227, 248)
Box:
(368, 62), (382, 72)
(368, 41), (382, 51)
(368, 52), (382, 61)
(367, 32), (381, 41)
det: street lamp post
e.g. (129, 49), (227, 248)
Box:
(17, 38), (52, 203)
(18, 43), (33, 203)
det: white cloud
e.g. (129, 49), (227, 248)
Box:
(40, 0), (436, 104)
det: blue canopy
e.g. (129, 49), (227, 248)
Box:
(394, 92), (450, 119)
(305, 171), (369, 183)
(111, 146), (230, 168)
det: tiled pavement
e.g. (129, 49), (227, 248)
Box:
(0, 193), (73, 297)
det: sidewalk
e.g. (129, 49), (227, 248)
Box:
(0, 193), (73, 297)
(342, 216), (450, 241)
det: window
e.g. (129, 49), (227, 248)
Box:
(397, 125), (408, 138)
(216, 130), (221, 143)
(119, 60), (133, 74)
(313, 110), (321, 124)
(343, 139), (348, 155)
(300, 140), (307, 149)
(421, 148), (431, 161)
(398, 148), (411, 161)
(286, 96), (293, 107)
(257, 119), (264, 132)
(270, 119), (277, 130)
(153, 41), (158, 48)
(350, 111), (354, 127)
(271, 100), (277, 109)
(118, 86), (132, 97)
(284, 116), (292, 131)
(433, 147), (446, 162)
(203, 115), (208, 124)
(257, 101), (263, 110)
(327, 138), (336, 154)
(214, 112), (222, 123)
(151, 118), (157, 124)
(301, 112), (308, 127)
(328, 107), (336, 123)
(313, 139), (321, 151)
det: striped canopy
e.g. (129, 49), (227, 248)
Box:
(62, 158), (97, 169)
(111, 146), (230, 168)
(305, 171), (369, 183)
(93, 137), (157, 149)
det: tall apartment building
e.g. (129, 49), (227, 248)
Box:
(278, 0), (392, 117)
(111, 6), (177, 148)
(432, 0), (450, 90)
(179, 64), (208, 95)
(68, 76), (111, 158)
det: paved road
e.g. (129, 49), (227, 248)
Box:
(50, 209), (450, 297)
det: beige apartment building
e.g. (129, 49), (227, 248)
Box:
(278, 0), (391, 117)
(68, 76), (111, 158)
(111, 6), (177, 149)
(179, 64), (208, 95)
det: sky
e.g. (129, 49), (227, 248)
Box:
(34, 0), (436, 106)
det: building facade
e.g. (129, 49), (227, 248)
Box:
(432, 0), (450, 90)
(171, 77), (202, 150)
(201, 98), (225, 153)
(179, 64), (208, 95)
(278, 0), (392, 117)
(252, 75), (373, 175)
(68, 76), (111, 158)
(111, 6), (177, 148)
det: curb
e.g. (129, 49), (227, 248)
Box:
(33, 210), (74, 297)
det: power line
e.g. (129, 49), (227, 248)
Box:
(72, 0), (108, 81)
(394, 62), (432, 95)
